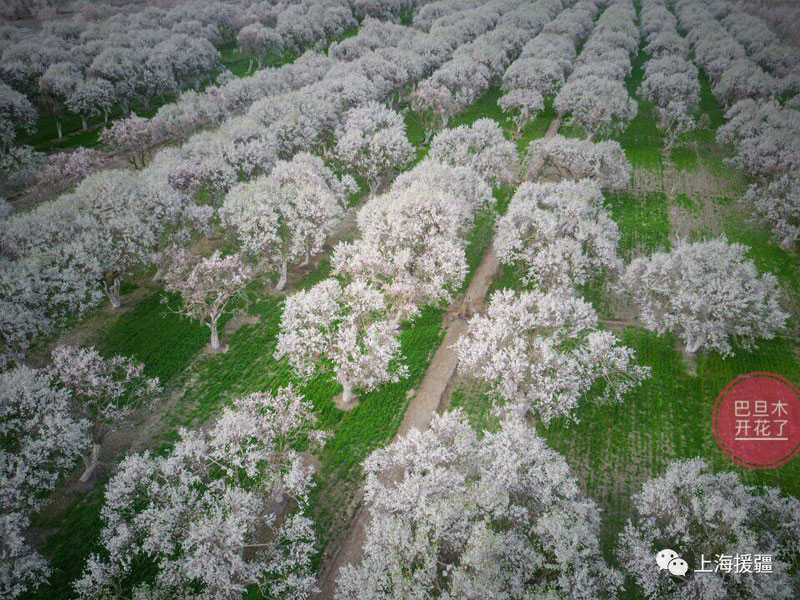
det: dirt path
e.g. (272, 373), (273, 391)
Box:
(314, 115), (563, 599)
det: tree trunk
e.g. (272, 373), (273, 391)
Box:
(103, 108), (109, 122)
(248, 58), (253, 73)
(104, 277), (122, 308)
(81, 116), (88, 131)
(368, 179), (380, 197)
(80, 444), (102, 482)
(275, 260), (288, 291)
(10, 351), (27, 368)
(340, 380), (353, 407)
(210, 322), (220, 350)
(685, 334), (705, 356)
(56, 120), (63, 139)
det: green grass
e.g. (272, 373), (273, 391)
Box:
(96, 291), (210, 384)
(610, 49), (664, 170)
(449, 86), (512, 130)
(517, 96), (557, 152)
(669, 144), (698, 171)
(604, 191), (672, 260)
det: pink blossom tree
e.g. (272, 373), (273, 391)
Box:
(161, 249), (254, 351)
(333, 102), (415, 196)
(408, 82), (457, 143)
(742, 175), (800, 249)
(1, 365), (88, 511)
(1, 365), (88, 598)
(237, 23), (284, 72)
(0, 81), (37, 153)
(73, 169), (160, 308)
(99, 114), (158, 170)
(74, 387), (326, 600)
(556, 76), (638, 139)
(221, 152), (356, 291)
(526, 135), (631, 189)
(276, 279), (407, 407)
(497, 88), (544, 137)
(495, 180), (622, 291)
(336, 411), (623, 599)
(33, 147), (101, 194)
(429, 118), (519, 187)
(49, 345), (161, 482)
(620, 237), (788, 356)
(38, 61), (81, 139)
(618, 458), (800, 600)
(332, 182), (473, 321)
(455, 289), (650, 424)
(66, 77), (115, 130)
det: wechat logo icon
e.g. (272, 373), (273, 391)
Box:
(656, 549), (689, 576)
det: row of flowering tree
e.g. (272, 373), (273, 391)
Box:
(639, 0), (701, 150)
(674, 0), (799, 251)
(409, 0), (569, 143)
(1, 0), (514, 366)
(555, 0), (639, 139)
(498, 0), (599, 136)
(1, 345), (160, 597)
(1, 3), (533, 598)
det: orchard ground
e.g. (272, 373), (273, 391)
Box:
(16, 20), (800, 600)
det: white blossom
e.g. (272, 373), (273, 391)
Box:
(495, 180), (623, 291)
(276, 279), (407, 406)
(333, 102), (414, 196)
(620, 237), (788, 356)
(618, 458), (800, 600)
(455, 288), (650, 424)
(336, 411), (623, 599)
(74, 387), (326, 600)
(429, 118), (518, 187)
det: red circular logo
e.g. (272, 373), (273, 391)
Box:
(713, 372), (800, 469)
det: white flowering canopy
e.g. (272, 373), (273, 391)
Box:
(621, 237), (788, 356)
(526, 135), (631, 189)
(618, 458), (800, 600)
(276, 279), (407, 405)
(336, 411), (623, 599)
(75, 387), (327, 600)
(495, 180), (623, 290)
(429, 118), (518, 187)
(455, 288), (650, 424)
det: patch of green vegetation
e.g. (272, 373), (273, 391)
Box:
(604, 191), (672, 260)
(669, 144), (698, 171)
(451, 325), (800, 580)
(449, 86), (512, 130)
(542, 328), (800, 559)
(673, 193), (698, 213)
(450, 383), (500, 435)
(517, 96), (557, 152)
(96, 291), (210, 384)
(717, 199), (800, 304)
(610, 49), (663, 170)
